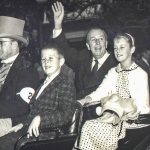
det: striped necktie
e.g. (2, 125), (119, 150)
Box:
(0, 63), (13, 91)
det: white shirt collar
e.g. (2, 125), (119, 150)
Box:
(92, 52), (110, 70)
(36, 69), (61, 99)
(44, 69), (61, 84)
(93, 51), (110, 64)
(1, 53), (19, 64)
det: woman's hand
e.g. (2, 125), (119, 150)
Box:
(27, 115), (41, 138)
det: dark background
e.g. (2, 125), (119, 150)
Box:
(0, 0), (150, 61)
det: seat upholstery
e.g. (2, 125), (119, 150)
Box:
(14, 102), (83, 150)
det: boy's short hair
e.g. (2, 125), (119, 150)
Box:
(42, 40), (64, 58)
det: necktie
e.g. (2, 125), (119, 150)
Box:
(0, 63), (12, 91)
(35, 79), (50, 100)
(91, 59), (98, 74)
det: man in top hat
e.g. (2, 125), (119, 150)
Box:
(0, 16), (39, 136)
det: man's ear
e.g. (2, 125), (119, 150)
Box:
(11, 41), (19, 50)
(86, 43), (90, 50)
(60, 57), (65, 66)
(105, 41), (108, 49)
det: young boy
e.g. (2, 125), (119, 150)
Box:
(0, 42), (76, 150)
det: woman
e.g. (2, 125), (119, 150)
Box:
(76, 33), (150, 150)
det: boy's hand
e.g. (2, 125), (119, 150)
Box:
(8, 123), (23, 133)
(52, 1), (64, 29)
(27, 115), (41, 138)
(77, 99), (86, 106)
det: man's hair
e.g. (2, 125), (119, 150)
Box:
(41, 41), (64, 58)
(18, 41), (24, 49)
(86, 28), (108, 43)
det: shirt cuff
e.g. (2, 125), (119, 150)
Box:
(53, 28), (62, 38)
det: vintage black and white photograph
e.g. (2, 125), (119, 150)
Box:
(0, 0), (150, 150)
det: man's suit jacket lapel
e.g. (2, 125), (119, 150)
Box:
(34, 74), (62, 101)
(82, 54), (98, 88)
(83, 53), (93, 74)
(83, 54), (113, 89)
(1, 54), (22, 92)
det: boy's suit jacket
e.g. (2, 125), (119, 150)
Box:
(27, 71), (76, 129)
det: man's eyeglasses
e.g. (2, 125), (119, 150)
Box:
(0, 41), (12, 46)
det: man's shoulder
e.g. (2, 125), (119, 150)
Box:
(14, 53), (35, 70)
(107, 53), (116, 60)
(105, 53), (117, 65)
(78, 49), (92, 61)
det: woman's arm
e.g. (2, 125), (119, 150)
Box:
(82, 68), (117, 104)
